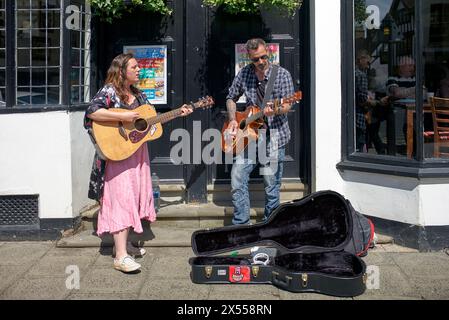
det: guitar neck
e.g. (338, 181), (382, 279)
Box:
(246, 110), (265, 124)
(246, 98), (282, 123)
(147, 108), (185, 126)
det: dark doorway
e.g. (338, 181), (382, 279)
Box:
(92, 0), (310, 201)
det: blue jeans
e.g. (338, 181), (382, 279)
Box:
(231, 139), (285, 225)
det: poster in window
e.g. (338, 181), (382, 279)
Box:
(234, 43), (280, 104)
(123, 45), (167, 105)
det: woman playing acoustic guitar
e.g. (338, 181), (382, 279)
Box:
(84, 53), (192, 273)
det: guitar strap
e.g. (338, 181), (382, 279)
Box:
(261, 64), (279, 110)
(136, 93), (146, 106)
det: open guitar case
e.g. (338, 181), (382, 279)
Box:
(189, 190), (375, 297)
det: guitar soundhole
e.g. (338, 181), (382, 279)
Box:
(239, 121), (246, 130)
(134, 118), (148, 132)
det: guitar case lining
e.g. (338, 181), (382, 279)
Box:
(189, 191), (368, 297)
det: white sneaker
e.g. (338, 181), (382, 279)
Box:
(113, 255), (141, 273)
(113, 242), (146, 257)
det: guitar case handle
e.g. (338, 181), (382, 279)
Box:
(271, 271), (292, 289)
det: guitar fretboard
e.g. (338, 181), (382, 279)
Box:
(245, 98), (283, 124)
(147, 108), (185, 126)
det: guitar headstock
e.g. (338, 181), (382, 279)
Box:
(283, 91), (302, 104)
(193, 96), (215, 110)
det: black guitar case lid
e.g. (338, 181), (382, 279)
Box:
(189, 190), (370, 297)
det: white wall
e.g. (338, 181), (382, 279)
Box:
(339, 170), (421, 225)
(312, 0), (344, 193)
(0, 111), (73, 219)
(419, 180), (449, 226)
(0, 111), (95, 220)
(70, 112), (96, 216)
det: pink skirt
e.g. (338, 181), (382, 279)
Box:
(97, 143), (156, 236)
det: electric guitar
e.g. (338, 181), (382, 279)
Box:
(221, 91), (302, 155)
(92, 96), (214, 161)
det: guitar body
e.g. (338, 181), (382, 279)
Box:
(221, 91), (302, 156)
(221, 106), (265, 155)
(92, 104), (163, 161)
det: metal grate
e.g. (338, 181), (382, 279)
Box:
(0, 195), (39, 226)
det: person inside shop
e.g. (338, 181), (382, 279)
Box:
(355, 49), (389, 153)
(386, 56), (434, 154)
(386, 56), (417, 100)
(84, 53), (193, 273)
(437, 65), (449, 98)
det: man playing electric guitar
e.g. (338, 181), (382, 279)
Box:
(226, 38), (296, 225)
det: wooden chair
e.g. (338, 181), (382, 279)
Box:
(430, 97), (449, 158)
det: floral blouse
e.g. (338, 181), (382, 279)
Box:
(84, 84), (151, 202)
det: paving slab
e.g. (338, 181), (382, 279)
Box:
(56, 227), (194, 248)
(66, 292), (139, 300)
(391, 253), (449, 279)
(354, 265), (420, 299)
(354, 295), (422, 300)
(382, 244), (419, 253)
(208, 284), (281, 300)
(407, 277), (449, 300)
(139, 279), (210, 300)
(279, 291), (352, 300)
(0, 241), (448, 300)
(362, 252), (398, 267)
(0, 242), (54, 266)
(0, 265), (33, 294)
(77, 266), (146, 294)
(24, 255), (97, 278)
(0, 276), (72, 300)
(146, 250), (194, 280)
(45, 247), (100, 258)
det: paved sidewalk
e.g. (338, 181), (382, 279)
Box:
(0, 241), (448, 300)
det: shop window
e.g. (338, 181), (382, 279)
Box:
(0, 0), (5, 107)
(353, 0), (419, 158)
(423, 2), (449, 159)
(0, 0), (91, 108)
(345, 0), (449, 167)
(70, 0), (91, 105)
(16, 0), (62, 105)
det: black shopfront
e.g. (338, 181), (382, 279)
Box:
(91, 0), (311, 202)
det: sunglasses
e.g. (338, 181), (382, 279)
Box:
(250, 55), (269, 63)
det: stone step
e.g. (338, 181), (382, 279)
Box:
(80, 203), (266, 230)
(80, 182), (305, 230)
(57, 223), (194, 248)
(208, 182), (305, 202)
(57, 223), (394, 249)
(156, 182), (306, 203)
(159, 184), (186, 204)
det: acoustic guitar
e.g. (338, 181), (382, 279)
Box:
(221, 91), (302, 155)
(92, 96), (214, 161)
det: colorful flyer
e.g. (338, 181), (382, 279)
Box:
(235, 43), (280, 104)
(123, 45), (168, 105)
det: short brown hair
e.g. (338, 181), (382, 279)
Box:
(245, 38), (267, 52)
(356, 49), (370, 60)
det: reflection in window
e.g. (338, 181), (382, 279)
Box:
(423, 1), (449, 159)
(70, 0), (91, 105)
(15, 0), (62, 106)
(0, 0), (5, 107)
(353, 0), (418, 158)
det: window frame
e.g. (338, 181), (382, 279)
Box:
(0, 0), (90, 113)
(338, 0), (449, 178)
